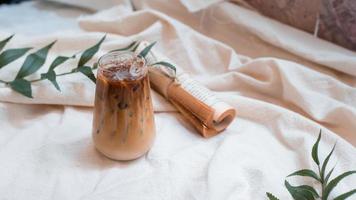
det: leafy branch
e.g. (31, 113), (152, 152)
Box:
(0, 35), (103, 97)
(0, 35), (176, 98)
(111, 40), (177, 77)
(267, 130), (356, 200)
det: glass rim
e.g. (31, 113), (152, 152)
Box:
(97, 51), (147, 81)
(98, 51), (146, 70)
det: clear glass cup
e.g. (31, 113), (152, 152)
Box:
(92, 51), (155, 160)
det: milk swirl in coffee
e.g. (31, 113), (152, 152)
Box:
(92, 52), (155, 160)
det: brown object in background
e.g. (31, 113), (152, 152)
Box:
(318, 0), (356, 51)
(237, 0), (356, 51)
(243, 0), (320, 33)
(92, 52), (155, 161)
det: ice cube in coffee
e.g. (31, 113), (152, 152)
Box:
(92, 51), (155, 160)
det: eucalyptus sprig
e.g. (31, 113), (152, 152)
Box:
(111, 40), (177, 77)
(0, 35), (176, 98)
(0, 35), (109, 97)
(267, 130), (356, 200)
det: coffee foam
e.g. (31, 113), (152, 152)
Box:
(100, 57), (146, 81)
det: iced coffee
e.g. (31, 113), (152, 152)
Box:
(92, 52), (155, 160)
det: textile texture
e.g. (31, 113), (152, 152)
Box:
(0, 0), (355, 199)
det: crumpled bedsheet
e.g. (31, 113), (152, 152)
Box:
(0, 1), (355, 199)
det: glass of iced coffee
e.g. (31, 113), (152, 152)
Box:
(92, 51), (155, 160)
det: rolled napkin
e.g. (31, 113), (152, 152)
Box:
(135, 42), (236, 138)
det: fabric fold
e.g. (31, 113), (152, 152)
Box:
(0, 1), (355, 200)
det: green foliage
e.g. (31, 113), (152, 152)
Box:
(267, 130), (355, 200)
(0, 48), (32, 69)
(41, 70), (60, 91)
(324, 167), (335, 184)
(132, 42), (176, 77)
(16, 41), (56, 79)
(9, 78), (32, 98)
(312, 130), (321, 165)
(334, 189), (356, 200)
(40, 55), (75, 91)
(132, 42), (140, 52)
(285, 181), (319, 200)
(288, 169), (320, 182)
(320, 143), (336, 183)
(152, 61), (177, 76)
(49, 55), (75, 71)
(109, 41), (137, 53)
(78, 35), (105, 67)
(323, 171), (356, 200)
(138, 41), (156, 58)
(0, 35), (173, 98)
(0, 35), (107, 97)
(78, 66), (96, 83)
(0, 34), (14, 52)
(92, 62), (98, 70)
(266, 192), (280, 200)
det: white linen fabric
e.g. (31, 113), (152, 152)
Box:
(0, 1), (355, 199)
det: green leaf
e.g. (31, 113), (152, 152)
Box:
(320, 143), (336, 182)
(109, 41), (137, 53)
(285, 180), (318, 200)
(334, 189), (356, 200)
(0, 34), (14, 52)
(324, 166), (335, 184)
(323, 171), (356, 199)
(78, 66), (96, 83)
(138, 41), (156, 58)
(131, 42), (140, 52)
(288, 169), (320, 182)
(49, 55), (74, 71)
(152, 61), (176, 75)
(312, 130), (322, 166)
(16, 41), (56, 79)
(0, 48), (32, 69)
(41, 70), (60, 91)
(266, 192), (280, 200)
(78, 35), (106, 67)
(9, 78), (32, 98)
(295, 185), (319, 198)
(92, 62), (98, 70)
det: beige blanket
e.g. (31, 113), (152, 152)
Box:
(0, 0), (354, 199)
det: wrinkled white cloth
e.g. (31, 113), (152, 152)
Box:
(0, 1), (355, 199)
